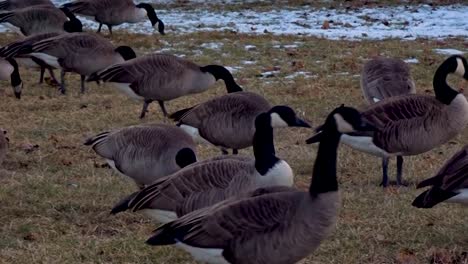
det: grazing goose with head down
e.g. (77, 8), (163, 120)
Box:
(87, 53), (243, 118)
(413, 145), (468, 208)
(307, 55), (468, 187)
(62, 0), (164, 35)
(0, 129), (8, 166)
(170, 91), (277, 154)
(0, 6), (82, 36)
(145, 106), (374, 264)
(110, 106), (309, 224)
(0, 57), (22, 99)
(0, 0), (54, 10)
(84, 124), (197, 189)
(0, 32), (61, 85)
(360, 57), (416, 186)
(18, 32), (136, 94)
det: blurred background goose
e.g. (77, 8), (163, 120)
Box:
(62, 0), (164, 35)
(413, 145), (468, 208)
(18, 32), (136, 94)
(307, 55), (468, 187)
(170, 91), (275, 154)
(0, 57), (22, 99)
(145, 106), (374, 264)
(0, 32), (61, 85)
(84, 124), (197, 189)
(0, 0), (54, 11)
(0, 6), (82, 36)
(110, 106), (309, 223)
(87, 53), (243, 118)
(0, 129), (8, 167)
(360, 57), (416, 186)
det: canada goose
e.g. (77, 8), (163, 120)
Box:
(170, 91), (273, 154)
(412, 145), (468, 208)
(0, 6), (82, 36)
(84, 124), (197, 188)
(360, 57), (416, 186)
(86, 53), (243, 118)
(0, 129), (8, 166)
(0, 0), (54, 11)
(62, 0), (164, 35)
(19, 32), (136, 94)
(0, 32), (61, 85)
(307, 55), (468, 187)
(145, 106), (374, 264)
(110, 105), (310, 224)
(0, 57), (22, 99)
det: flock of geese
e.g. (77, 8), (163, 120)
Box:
(0, 0), (467, 263)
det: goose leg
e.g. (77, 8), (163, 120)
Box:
(232, 149), (238, 155)
(396, 155), (406, 186)
(140, 100), (152, 119)
(107, 25), (113, 35)
(47, 67), (59, 85)
(221, 148), (229, 155)
(80, 75), (86, 94)
(158, 100), (168, 117)
(380, 157), (389, 187)
(39, 66), (45, 84)
(59, 69), (66, 94)
(97, 23), (103, 33)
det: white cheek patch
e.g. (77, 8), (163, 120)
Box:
(372, 97), (381, 103)
(333, 114), (354, 133)
(270, 113), (288, 127)
(455, 58), (465, 77)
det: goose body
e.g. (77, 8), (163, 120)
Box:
(20, 32), (136, 94)
(146, 106), (374, 264)
(85, 124), (196, 188)
(87, 53), (243, 118)
(0, 0), (53, 11)
(0, 129), (8, 166)
(0, 57), (22, 98)
(62, 0), (164, 35)
(170, 92), (272, 154)
(0, 6), (82, 36)
(413, 145), (468, 208)
(308, 55), (468, 187)
(110, 106), (309, 223)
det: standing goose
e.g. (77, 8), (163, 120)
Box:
(110, 106), (310, 224)
(0, 0), (54, 11)
(307, 55), (468, 187)
(169, 91), (272, 154)
(0, 57), (22, 99)
(84, 124), (197, 188)
(19, 32), (136, 94)
(86, 53), (243, 118)
(0, 6), (82, 36)
(412, 145), (468, 208)
(145, 106), (374, 264)
(360, 57), (416, 186)
(62, 0), (164, 35)
(0, 32), (61, 85)
(0, 129), (8, 167)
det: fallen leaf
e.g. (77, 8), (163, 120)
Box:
(321, 20), (330, 29)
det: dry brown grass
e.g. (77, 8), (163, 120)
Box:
(0, 30), (467, 263)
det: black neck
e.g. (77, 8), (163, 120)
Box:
(200, 65), (243, 93)
(433, 61), (459, 105)
(309, 127), (340, 196)
(7, 58), (21, 87)
(253, 113), (279, 175)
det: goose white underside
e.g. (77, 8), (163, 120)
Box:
(3, 23), (24, 36)
(372, 97), (381, 103)
(140, 209), (177, 224)
(110, 82), (144, 101)
(179, 124), (211, 145)
(30, 53), (61, 69)
(340, 134), (394, 157)
(447, 189), (468, 204)
(176, 242), (229, 264)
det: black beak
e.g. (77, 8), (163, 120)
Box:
(14, 91), (21, 99)
(158, 20), (165, 35)
(293, 118), (311, 128)
(305, 131), (323, 144)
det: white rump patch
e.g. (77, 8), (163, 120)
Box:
(30, 53), (61, 69)
(140, 209), (178, 224)
(261, 160), (294, 187)
(334, 113), (354, 133)
(106, 159), (129, 180)
(110, 82), (145, 101)
(270, 113), (288, 127)
(179, 124), (210, 144)
(340, 134), (392, 157)
(176, 243), (229, 264)
(455, 58), (465, 77)
(372, 97), (381, 103)
(3, 23), (24, 36)
(447, 189), (468, 204)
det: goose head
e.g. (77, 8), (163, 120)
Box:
(136, 3), (165, 35)
(267, 105), (311, 128)
(60, 7), (83, 33)
(115, 46), (137, 61)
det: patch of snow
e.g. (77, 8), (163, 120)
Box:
(241, 60), (256, 65)
(244, 45), (257, 51)
(285, 71), (316, 79)
(200, 42), (224, 50)
(404, 58), (419, 64)
(433, 48), (465, 55)
(258, 71), (280, 78)
(273, 44), (300, 49)
(225, 66), (243, 73)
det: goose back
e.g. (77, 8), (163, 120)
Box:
(0, 0), (54, 11)
(0, 32), (60, 58)
(65, 0), (144, 25)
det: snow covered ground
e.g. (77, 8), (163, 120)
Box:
(1, 2), (467, 41)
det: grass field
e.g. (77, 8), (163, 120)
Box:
(0, 29), (467, 263)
